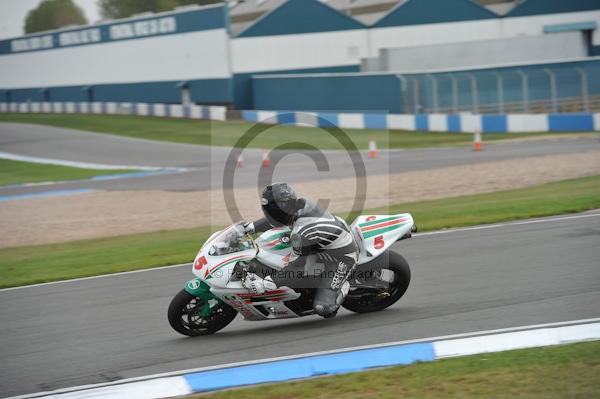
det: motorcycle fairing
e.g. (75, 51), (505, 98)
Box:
(351, 214), (414, 264)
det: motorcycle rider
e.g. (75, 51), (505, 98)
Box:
(241, 183), (358, 318)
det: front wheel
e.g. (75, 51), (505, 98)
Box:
(342, 250), (411, 313)
(168, 290), (237, 336)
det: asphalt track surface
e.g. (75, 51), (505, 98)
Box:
(1, 122), (599, 196)
(0, 213), (598, 397)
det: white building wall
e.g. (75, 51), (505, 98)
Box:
(499, 10), (600, 43)
(231, 29), (369, 73)
(369, 19), (502, 58)
(0, 29), (230, 89)
(369, 10), (600, 58)
(382, 31), (587, 71)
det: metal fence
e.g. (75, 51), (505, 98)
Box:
(398, 66), (600, 115)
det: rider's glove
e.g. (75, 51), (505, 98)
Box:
(233, 221), (255, 237)
(242, 221), (255, 235)
(243, 272), (277, 294)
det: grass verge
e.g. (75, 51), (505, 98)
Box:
(0, 175), (598, 288)
(0, 158), (131, 186)
(363, 174), (600, 231)
(194, 341), (600, 399)
(0, 113), (563, 150)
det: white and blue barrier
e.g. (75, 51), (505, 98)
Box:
(3, 103), (599, 132)
(0, 102), (227, 121)
(242, 110), (600, 133)
(15, 319), (600, 399)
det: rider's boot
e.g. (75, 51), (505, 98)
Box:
(313, 281), (350, 318)
(314, 260), (353, 317)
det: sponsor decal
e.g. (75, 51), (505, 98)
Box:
(270, 309), (291, 316)
(11, 35), (53, 52)
(109, 17), (176, 40)
(7, 15), (176, 54)
(238, 289), (289, 304)
(187, 279), (200, 290)
(282, 252), (292, 267)
(223, 295), (256, 319)
(59, 28), (101, 47)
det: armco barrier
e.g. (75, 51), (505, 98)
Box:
(0, 102), (227, 121)
(13, 319), (600, 399)
(242, 110), (600, 133)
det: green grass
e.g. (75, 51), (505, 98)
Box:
(0, 175), (598, 288)
(195, 341), (600, 399)
(364, 174), (600, 232)
(0, 158), (132, 186)
(0, 226), (214, 288)
(0, 113), (563, 150)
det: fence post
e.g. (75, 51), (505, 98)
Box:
(449, 73), (459, 113)
(493, 71), (504, 114)
(427, 74), (439, 113)
(466, 73), (479, 114)
(544, 68), (558, 113)
(412, 77), (420, 114)
(395, 74), (408, 114)
(516, 70), (529, 113)
(575, 67), (589, 112)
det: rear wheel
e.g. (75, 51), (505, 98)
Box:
(342, 250), (411, 313)
(168, 290), (237, 336)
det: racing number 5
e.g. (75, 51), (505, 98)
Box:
(374, 236), (384, 249)
(194, 256), (207, 270)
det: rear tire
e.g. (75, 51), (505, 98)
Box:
(342, 250), (411, 313)
(168, 290), (237, 336)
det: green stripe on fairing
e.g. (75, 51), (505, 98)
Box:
(272, 243), (290, 250)
(206, 258), (242, 279)
(362, 223), (407, 239)
(359, 216), (400, 228)
(263, 231), (287, 242)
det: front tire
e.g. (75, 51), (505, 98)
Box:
(168, 290), (237, 336)
(342, 250), (411, 313)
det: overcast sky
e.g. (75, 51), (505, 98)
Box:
(0, 0), (101, 39)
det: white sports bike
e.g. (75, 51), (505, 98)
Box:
(168, 214), (415, 336)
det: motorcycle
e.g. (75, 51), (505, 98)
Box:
(168, 214), (415, 336)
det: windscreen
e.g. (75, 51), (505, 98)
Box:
(207, 224), (254, 256)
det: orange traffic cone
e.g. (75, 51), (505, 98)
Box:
(473, 129), (483, 151)
(236, 154), (244, 168)
(368, 139), (378, 159)
(261, 151), (271, 168)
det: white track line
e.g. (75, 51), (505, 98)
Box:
(1, 212), (598, 292)
(413, 212), (600, 238)
(0, 263), (192, 292)
(0, 150), (178, 171)
(8, 317), (600, 399)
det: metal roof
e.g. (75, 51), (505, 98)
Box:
(228, 0), (518, 30)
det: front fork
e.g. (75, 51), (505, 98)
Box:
(184, 278), (222, 317)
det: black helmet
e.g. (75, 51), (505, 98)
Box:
(261, 183), (298, 227)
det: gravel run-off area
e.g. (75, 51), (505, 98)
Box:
(1, 150), (599, 248)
